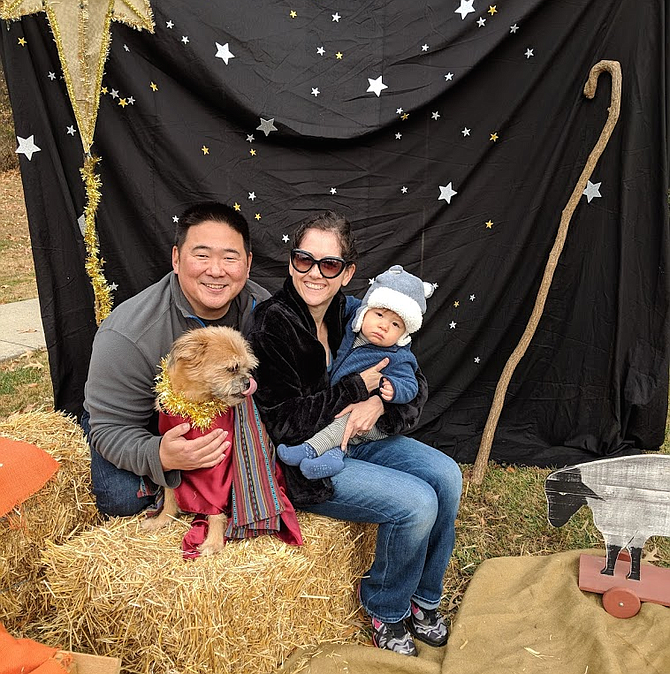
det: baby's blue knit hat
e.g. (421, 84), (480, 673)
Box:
(352, 265), (434, 346)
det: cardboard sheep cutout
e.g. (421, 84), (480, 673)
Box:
(545, 454), (670, 617)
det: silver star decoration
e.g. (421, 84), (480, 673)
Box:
(172, 215), (179, 223)
(332, 12), (341, 21)
(470, 294), (476, 301)
(257, 117), (278, 136)
(317, 46), (325, 56)
(109, 282), (119, 291)
(123, 44), (129, 52)
(15, 135), (41, 161)
(396, 107), (404, 114)
(438, 183), (457, 203)
(66, 125), (76, 135)
(127, 96), (135, 105)
(311, 87), (320, 97)
(248, 192), (256, 201)
(215, 42), (235, 65)
(246, 134), (254, 142)
(455, 0), (475, 20)
(110, 89), (119, 99)
(474, 356), (481, 363)
(431, 111), (440, 120)
(401, 186), (408, 193)
(477, 17), (486, 27)
(510, 24), (519, 33)
(367, 75), (388, 97)
(395, 132), (402, 140)
(166, 20), (174, 28)
(330, 187), (337, 194)
(181, 36), (189, 44)
(525, 48), (534, 58)
(421, 44), (429, 52)
(449, 321), (457, 329)
(282, 234), (290, 243)
(48, 71), (56, 80)
(583, 180), (602, 203)
(462, 127), (471, 136)
(432, 283), (439, 291)
(368, 278), (375, 285)
(444, 72), (454, 81)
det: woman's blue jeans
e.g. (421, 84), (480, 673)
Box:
(303, 435), (462, 623)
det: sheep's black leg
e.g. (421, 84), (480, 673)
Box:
(627, 547), (642, 581)
(601, 544), (621, 575)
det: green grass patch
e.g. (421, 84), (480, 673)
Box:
(0, 349), (53, 416)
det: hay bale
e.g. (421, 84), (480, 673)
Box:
(39, 512), (377, 674)
(0, 411), (100, 632)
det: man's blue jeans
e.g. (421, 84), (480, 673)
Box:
(303, 435), (462, 624)
(81, 411), (155, 516)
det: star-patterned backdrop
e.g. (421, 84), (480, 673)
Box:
(1, 0), (668, 466)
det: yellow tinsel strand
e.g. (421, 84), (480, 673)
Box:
(155, 357), (230, 432)
(80, 155), (114, 324)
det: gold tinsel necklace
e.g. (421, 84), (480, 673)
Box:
(154, 357), (230, 432)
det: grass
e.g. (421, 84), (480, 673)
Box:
(0, 348), (53, 416)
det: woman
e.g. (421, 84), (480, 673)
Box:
(246, 212), (462, 657)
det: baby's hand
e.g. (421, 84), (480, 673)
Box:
(379, 377), (395, 402)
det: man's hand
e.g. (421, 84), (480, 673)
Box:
(359, 357), (389, 392)
(379, 377), (395, 402)
(335, 396), (384, 451)
(159, 424), (231, 472)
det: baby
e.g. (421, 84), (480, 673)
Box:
(278, 265), (433, 479)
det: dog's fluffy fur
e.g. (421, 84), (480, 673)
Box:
(143, 326), (258, 556)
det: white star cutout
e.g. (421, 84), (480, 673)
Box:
(455, 0), (475, 20)
(109, 282), (118, 291)
(421, 44), (429, 52)
(123, 44), (129, 52)
(127, 96), (135, 105)
(445, 72), (454, 81)
(215, 42), (235, 65)
(449, 321), (457, 329)
(330, 187), (337, 194)
(311, 87), (320, 97)
(525, 48), (534, 58)
(332, 12), (341, 22)
(110, 89), (119, 99)
(66, 125), (76, 135)
(477, 17), (487, 27)
(246, 134), (254, 142)
(583, 180), (602, 203)
(431, 283), (439, 291)
(401, 186), (408, 193)
(462, 127), (471, 136)
(181, 36), (189, 44)
(172, 215), (179, 223)
(15, 135), (41, 160)
(47, 71), (56, 80)
(438, 183), (457, 204)
(470, 294), (476, 301)
(510, 24), (519, 33)
(282, 234), (290, 243)
(431, 111), (440, 120)
(367, 75), (388, 97)
(396, 107), (404, 115)
(368, 278), (375, 285)
(166, 20), (174, 28)
(395, 132), (402, 140)
(474, 356), (481, 363)
(248, 192), (256, 201)
(317, 46), (325, 56)
(257, 118), (278, 136)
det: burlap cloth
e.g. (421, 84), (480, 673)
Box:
(280, 549), (670, 674)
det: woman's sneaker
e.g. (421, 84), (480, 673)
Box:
(406, 601), (449, 647)
(371, 617), (418, 657)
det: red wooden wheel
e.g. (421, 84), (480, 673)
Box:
(602, 586), (641, 618)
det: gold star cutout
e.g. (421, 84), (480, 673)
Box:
(101, 86), (108, 95)
(401, 113), (410, 121)
(485, 220), (494, 229)
(233, 203), (241, 211)
(150, 82), (158, 91)
(336, 52), (343, 59)
(18, 37), (26, 46)
(290, 10), (297, 18)
(202, 146), (209, 155)
(490, 132), (499, 142)
(254, 213), (261, 221)
(250, 148), (257, 156)
(118, 98), (128, 107)
(488, 5), (497, 15)
(454, 301), (460, 307)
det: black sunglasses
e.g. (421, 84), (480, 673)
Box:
(290, 249), (350, 279)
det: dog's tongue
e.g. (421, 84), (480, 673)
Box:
(243, 376), (257, 396)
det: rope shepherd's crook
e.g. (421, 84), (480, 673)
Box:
(471, 60), (622, 485)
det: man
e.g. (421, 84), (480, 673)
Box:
(83, 202), (270, 516)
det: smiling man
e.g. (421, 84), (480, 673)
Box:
(82, 203), (270, 516)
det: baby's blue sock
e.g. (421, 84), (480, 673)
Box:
(300, 448), (345, 479)
(277, 442), (317, 466)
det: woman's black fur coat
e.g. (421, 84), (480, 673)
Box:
(245, 278), (429, 507)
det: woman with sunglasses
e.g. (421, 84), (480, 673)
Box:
(246, 211), (462, 657)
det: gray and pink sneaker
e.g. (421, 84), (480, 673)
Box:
(371, 617), (418, 657)
(406, 601), (449, 647)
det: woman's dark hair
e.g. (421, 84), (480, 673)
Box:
(174, 202), (251, 254)
(292, 211), (358, 264)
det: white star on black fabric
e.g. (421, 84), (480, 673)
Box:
(123, 44), (130, 52)
(181, 36), (189, 44)
(15, 135), (41, 160)
(510, 24), (519, 33)
(367, 75), (388, 97)
(395, 132), (402, 140)
(477, 17), (487, 27)
(444, 72), (454, 81)
(317, 46), (325, 56)
(401, 186), (408, 193)
(455, 0), (475, 20)
(470, 294), (476, 301)
(256, 118), (278, 136)
(311, 87), (320, 97)
(449, 321), (457, 329)
(282, 234), (290, 243)
(462, 127), (471, 136)
(172, 215), (179, 223)
(215, 42), (235, 65)
(583, 180), (602, 203)
(110, 89), (119, 99)
(438, 183), (457, 203)
(421, 44), (429, 52)
(48, 71), (56, 80)
(246, 134), (254, 142)
(127, 96), (135, 105)
(166, 20), (174, 28)
(474, 356), (481, 363)
(109, 282), (119, 291)
(248, 192), (256, 201)
(525, 48), (534, 58)
(330, 187), (337, 194)
(66, 125), (76, 135)
(332, 12), (341, 22)
(431, 111), (440, 120)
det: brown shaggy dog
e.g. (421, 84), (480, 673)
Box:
(143, 326), (258, 557)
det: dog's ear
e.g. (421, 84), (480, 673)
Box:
(169, 330), (209, 368)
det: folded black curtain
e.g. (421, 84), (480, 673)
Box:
(1, 0), (667, 466)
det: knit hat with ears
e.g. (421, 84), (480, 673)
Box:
(352, 265), (434, 346)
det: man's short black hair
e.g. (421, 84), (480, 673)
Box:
(175, 202), (251, 254)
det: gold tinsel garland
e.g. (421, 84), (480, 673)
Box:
(80, 154), (114, 323)
(155, 357), (230, 432)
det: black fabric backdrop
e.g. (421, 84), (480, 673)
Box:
(1, 0), (668, 466)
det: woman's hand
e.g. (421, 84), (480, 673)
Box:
(359, 357), (390, 392)
(335, 396), (385, 450)
(159, 424), (230, 471)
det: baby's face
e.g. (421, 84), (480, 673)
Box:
(361, 308), (406, 347)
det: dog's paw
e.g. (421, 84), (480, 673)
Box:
(198, 538), (225, 556)
(141, 515), (172, 531)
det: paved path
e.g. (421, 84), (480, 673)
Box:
(0, 298), (46, 361)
